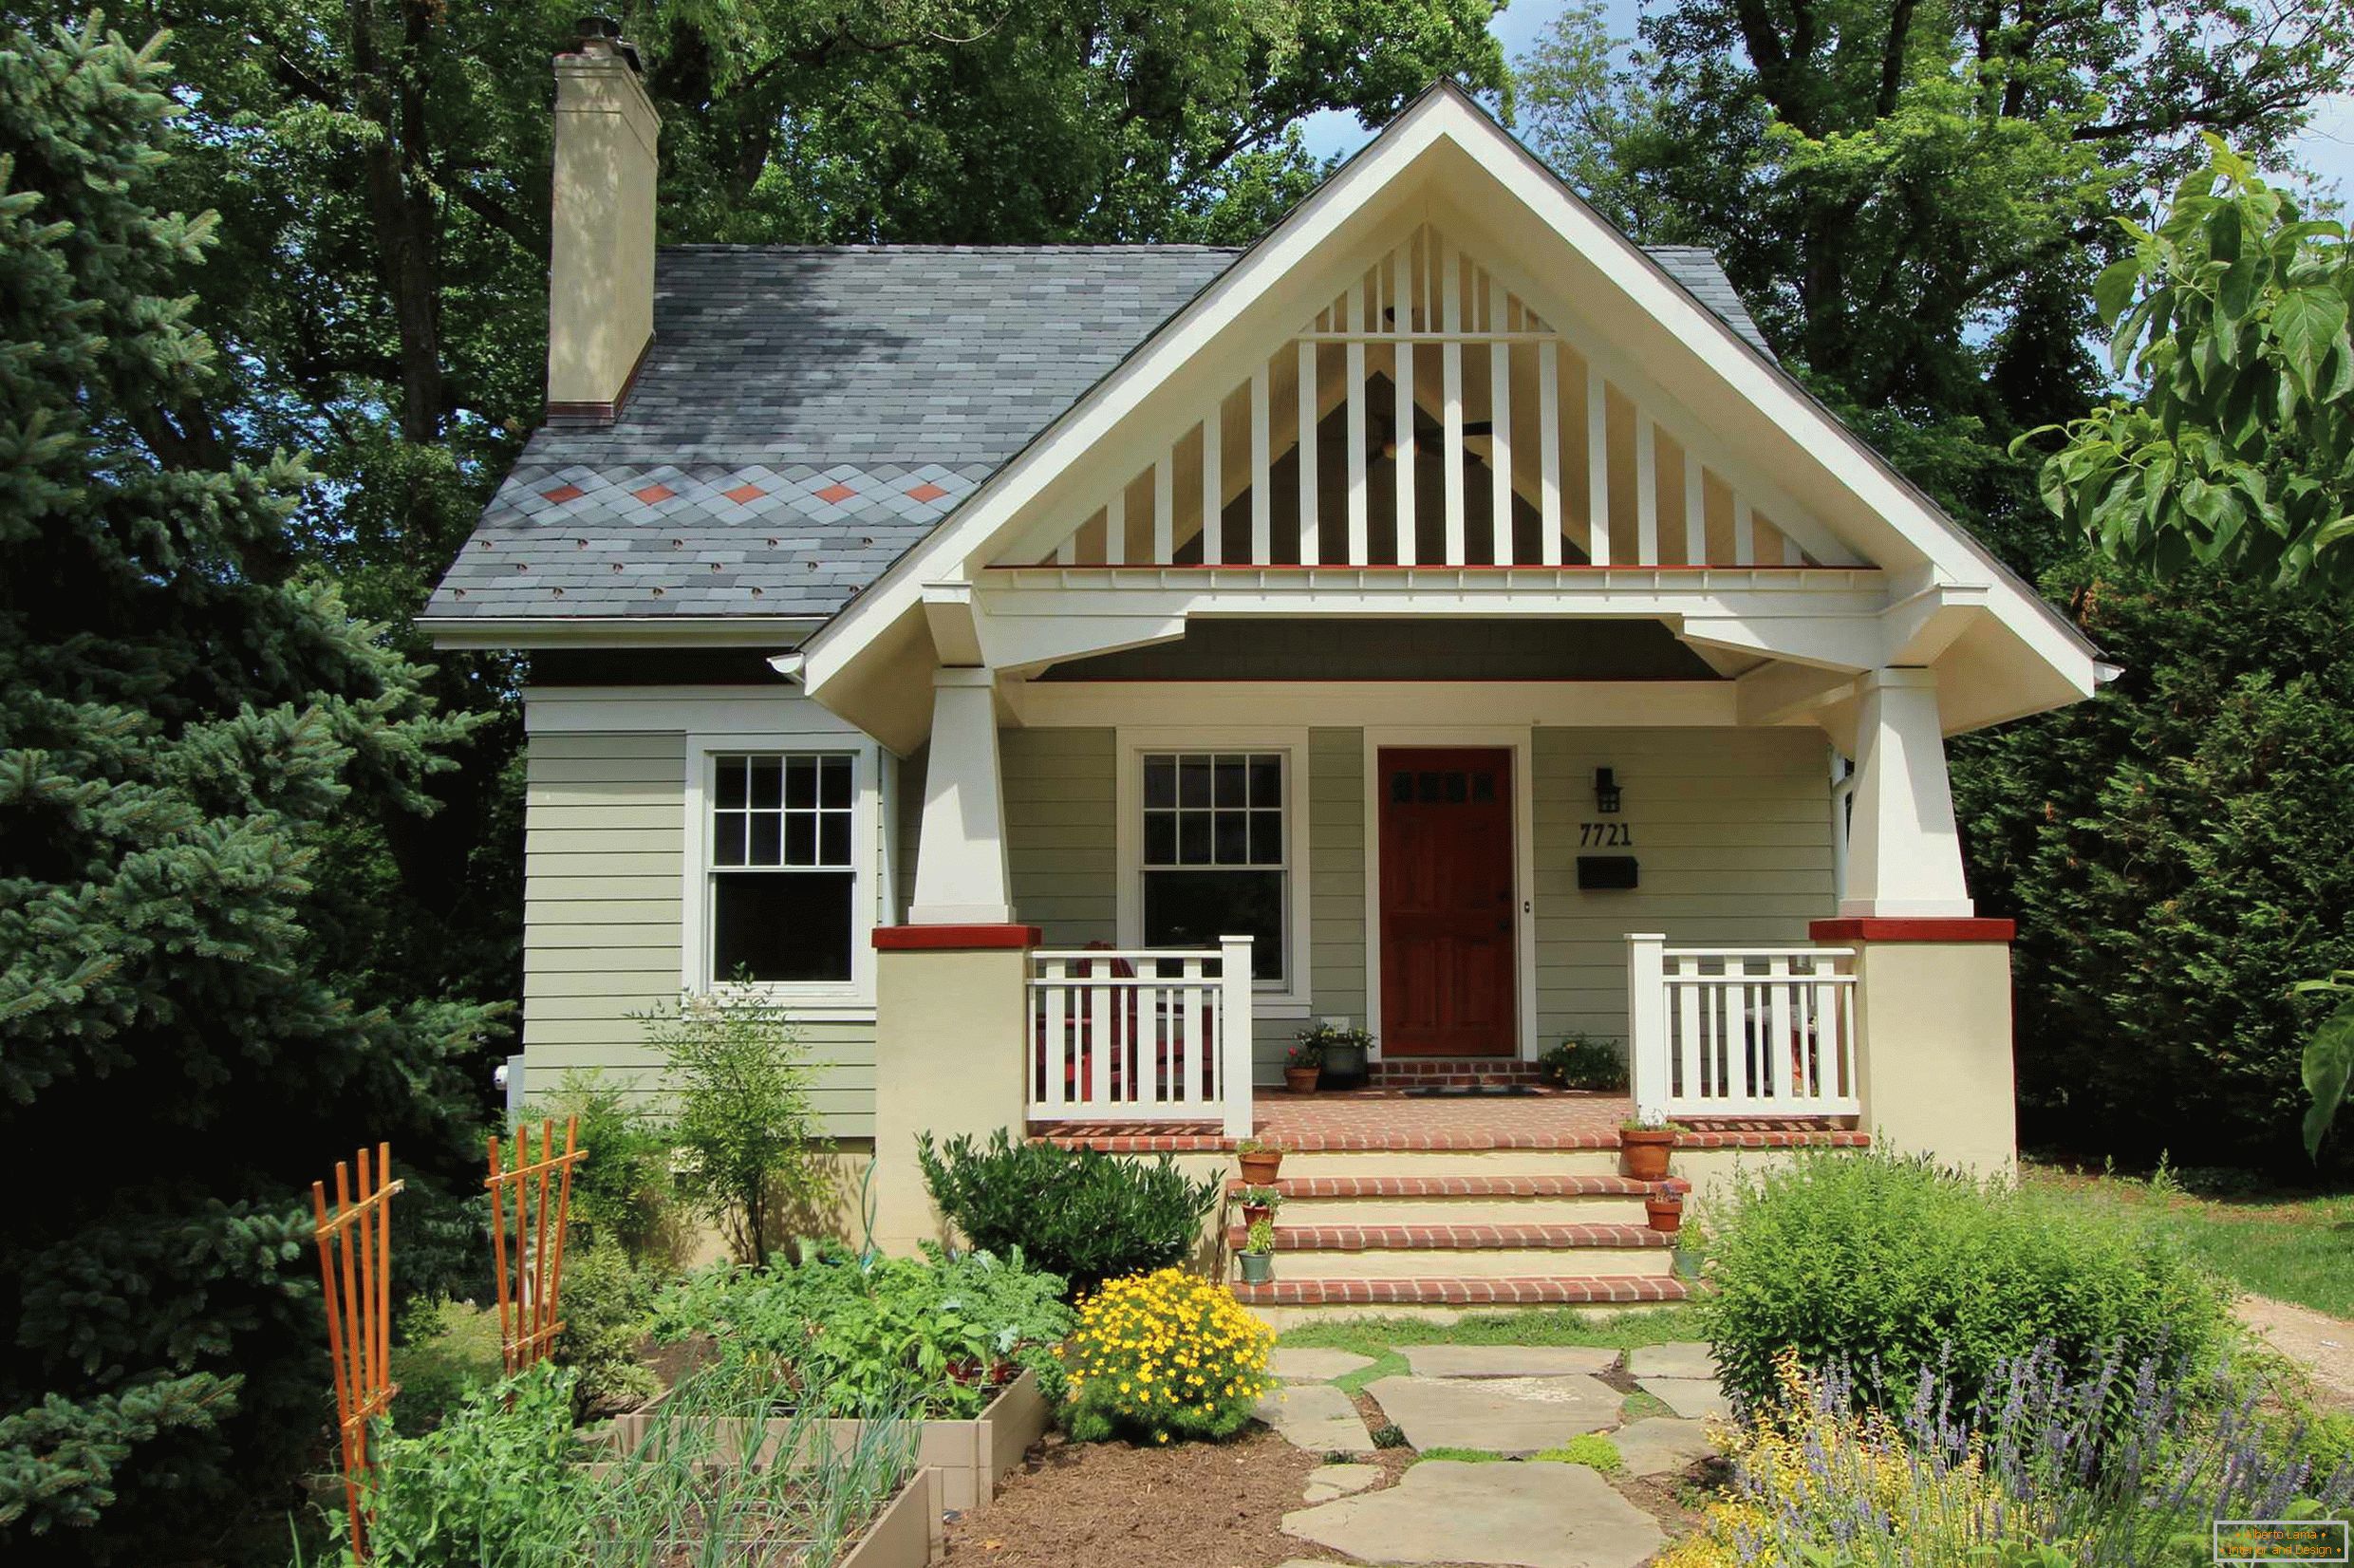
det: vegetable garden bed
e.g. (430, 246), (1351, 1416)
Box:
(838, 1465), (945, 1568)
(607, 1369), (1054, 1512)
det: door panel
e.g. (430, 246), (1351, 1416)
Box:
(1377, 747), (1516, 1056)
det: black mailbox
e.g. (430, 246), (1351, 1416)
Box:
(1577, 855), (1639, 890)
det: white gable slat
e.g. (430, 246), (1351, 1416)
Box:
(1346, 278), (1369, 565)
(1298, 339), (1319, 565)
(1684, 449), (1706, 565)
(1202, 413), (1223, 565)
(1442, 243), (1466, 565)
(1105, 486), (1125, 566)
(1538, 340), (1561, 565)
(1585, 365), (1610, 567)
(1250, 360), (1271, 565)
(1154, 451), (1173, 565)
(1635, 415), (1659, 566)
(1733, 493), (1754, 566)
(1489, 276), (1513, 566)
(1393, 243), (1416, 565)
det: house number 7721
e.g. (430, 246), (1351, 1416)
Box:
(1579, 822), (1635, 848)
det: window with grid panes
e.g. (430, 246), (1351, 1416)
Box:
(1140, 752), (1285, 981)
(708, 754), (855, 983)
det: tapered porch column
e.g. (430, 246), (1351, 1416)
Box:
(1840, 668), (1972, 918)
(908, 666), (1013, 924)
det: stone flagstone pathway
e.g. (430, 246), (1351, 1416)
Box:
(1262, 1340), (1729, 1568)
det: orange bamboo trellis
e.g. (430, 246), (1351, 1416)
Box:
(487, 1117), (585, 1375)
(312, 1142), (402, 1562)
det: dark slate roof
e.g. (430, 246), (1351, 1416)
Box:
(424, 244), (1771, 625)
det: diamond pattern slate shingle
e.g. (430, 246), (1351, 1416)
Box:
(426, 243), (1773, 625)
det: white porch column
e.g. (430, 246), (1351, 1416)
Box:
(1840, 668), (1972, 918)
(1626, 934), (1670, 1122)
(907, 666), (1013, 924)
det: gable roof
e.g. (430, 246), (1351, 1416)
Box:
(421, 243), (1769, 627)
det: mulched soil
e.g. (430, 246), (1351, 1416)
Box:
(942, 1427), (1413, 1567)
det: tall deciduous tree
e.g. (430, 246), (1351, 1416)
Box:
(2029, 140), (2354, 1158)
(0, 20), (493, 1560)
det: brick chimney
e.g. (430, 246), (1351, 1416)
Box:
(547, 17), (659, 424)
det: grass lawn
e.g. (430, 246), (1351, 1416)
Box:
(2023, 1161), (2354, 1319)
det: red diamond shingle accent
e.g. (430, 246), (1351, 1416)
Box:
(906, 480), (949, 503)
(724, 483), (768, 504)
(632, 482), (676, 504)
(539, 483), (584, 505)
(813, 481), (858, 504)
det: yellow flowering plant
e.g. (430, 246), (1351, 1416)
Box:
(1062, 1269), (1273, 1444)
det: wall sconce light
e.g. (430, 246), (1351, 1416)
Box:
(1594, 767), (1622, 814)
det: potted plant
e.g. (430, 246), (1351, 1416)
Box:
(1238, 1217), (1277, 1284)
(1645, 1177), (1689, 1234)
(1618, 1116), (1683, 1182)
(1238, 1185), (1281, 1229)
(1295, 1021), (1373, 1090)
(1236, 1136), (1282, 1186)
(1284, 1037), (1323, 1094)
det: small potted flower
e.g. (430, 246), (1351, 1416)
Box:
(1236, 1136), (1283, 1186)
(1238, 1217), (1277, 1284)
(1284, 1036), (1323, 1094)
(1618, 1115), (1684, 1182)
(1238, 1185), (1282, 1229)
(1294, 1021), (1374, 1090)
(1645, 1176), (1689, 1234)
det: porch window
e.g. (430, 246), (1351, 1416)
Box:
(1140, 752), (1286, 981)
(707, 753), (855, 983)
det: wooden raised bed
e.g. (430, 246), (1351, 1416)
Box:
(606, 1369), (1052, 1513)
(840, 1465), (944, 1568)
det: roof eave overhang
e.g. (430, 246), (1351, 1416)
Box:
(418, 614), (821, 650)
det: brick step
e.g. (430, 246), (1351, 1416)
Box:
(1369, 1058), (1544, 1087)
(1226, 1223), (1673, 1280)
(1231, 1275), (1692, 1309)
(1280, 1146), (1624, 1179)
(1227, 1173), (1654, 1226)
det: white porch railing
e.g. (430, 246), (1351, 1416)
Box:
(1627, 934), (1859, 1121)
(1027, 937), (1255, 1137)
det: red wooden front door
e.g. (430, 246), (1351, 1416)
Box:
(1378, 747), (1516, 1056)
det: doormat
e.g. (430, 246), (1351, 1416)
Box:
(1404, 1084), (1538, 1098)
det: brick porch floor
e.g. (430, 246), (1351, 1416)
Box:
(1034, 1087), (1867, 1152)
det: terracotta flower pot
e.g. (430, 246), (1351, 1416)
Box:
(1284, 1066), (1320, 1094)
(1240, 1202), (1275, 1230)
(1620, 1127), (1675, 1182)
(1644, 1193), (1684, 1234)
(1237, 1149), (1282, 1185)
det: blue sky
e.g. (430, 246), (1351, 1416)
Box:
(1298, 0), (2354, 197)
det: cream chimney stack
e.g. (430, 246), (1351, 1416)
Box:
(546, 17), (660, 423)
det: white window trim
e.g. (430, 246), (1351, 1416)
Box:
(682, 732), (888, 1017)
(1360, 726), (1540, 1060)
(1114, 726), (1314, 1017)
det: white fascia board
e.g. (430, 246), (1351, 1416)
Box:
(420, 615), (819, 649)
(1007, 680), (1741, 730)
(522, 684), (875, 737)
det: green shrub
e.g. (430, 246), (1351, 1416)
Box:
(1699, 1149), (2230, 1424)
(641, 990), (831, 1265)
(552, 1240), (658, 1416)
(388, 1297), (505, 1435)
(360, 1366), (586, 1567)
(916, 1129), (1223, 1297)
(1538, 1035), (1628, 1091)
(535, 1070), (677, 1261)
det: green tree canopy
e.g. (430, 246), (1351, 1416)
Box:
(0, 20), (493, 1559)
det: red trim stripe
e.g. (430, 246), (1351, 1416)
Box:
(871, 924), (1040, 951)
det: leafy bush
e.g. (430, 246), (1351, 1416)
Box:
(916, 1129), (1222, 1297)
(641, 990), (830, 1265)
(388, 1297), (505, 1435)
(552, 1240), (658, 1416)
(536, 1071), (678, 1261)
(652, 1246), (1074, 1419)
(359, 1365), (586, 1567)
(1699, 1149), (2229, 1425)
(1063, 1270), (1272, 1445)
(1660, 1346), (2354, 1568)
(1538, 1035), (1628, 1091)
